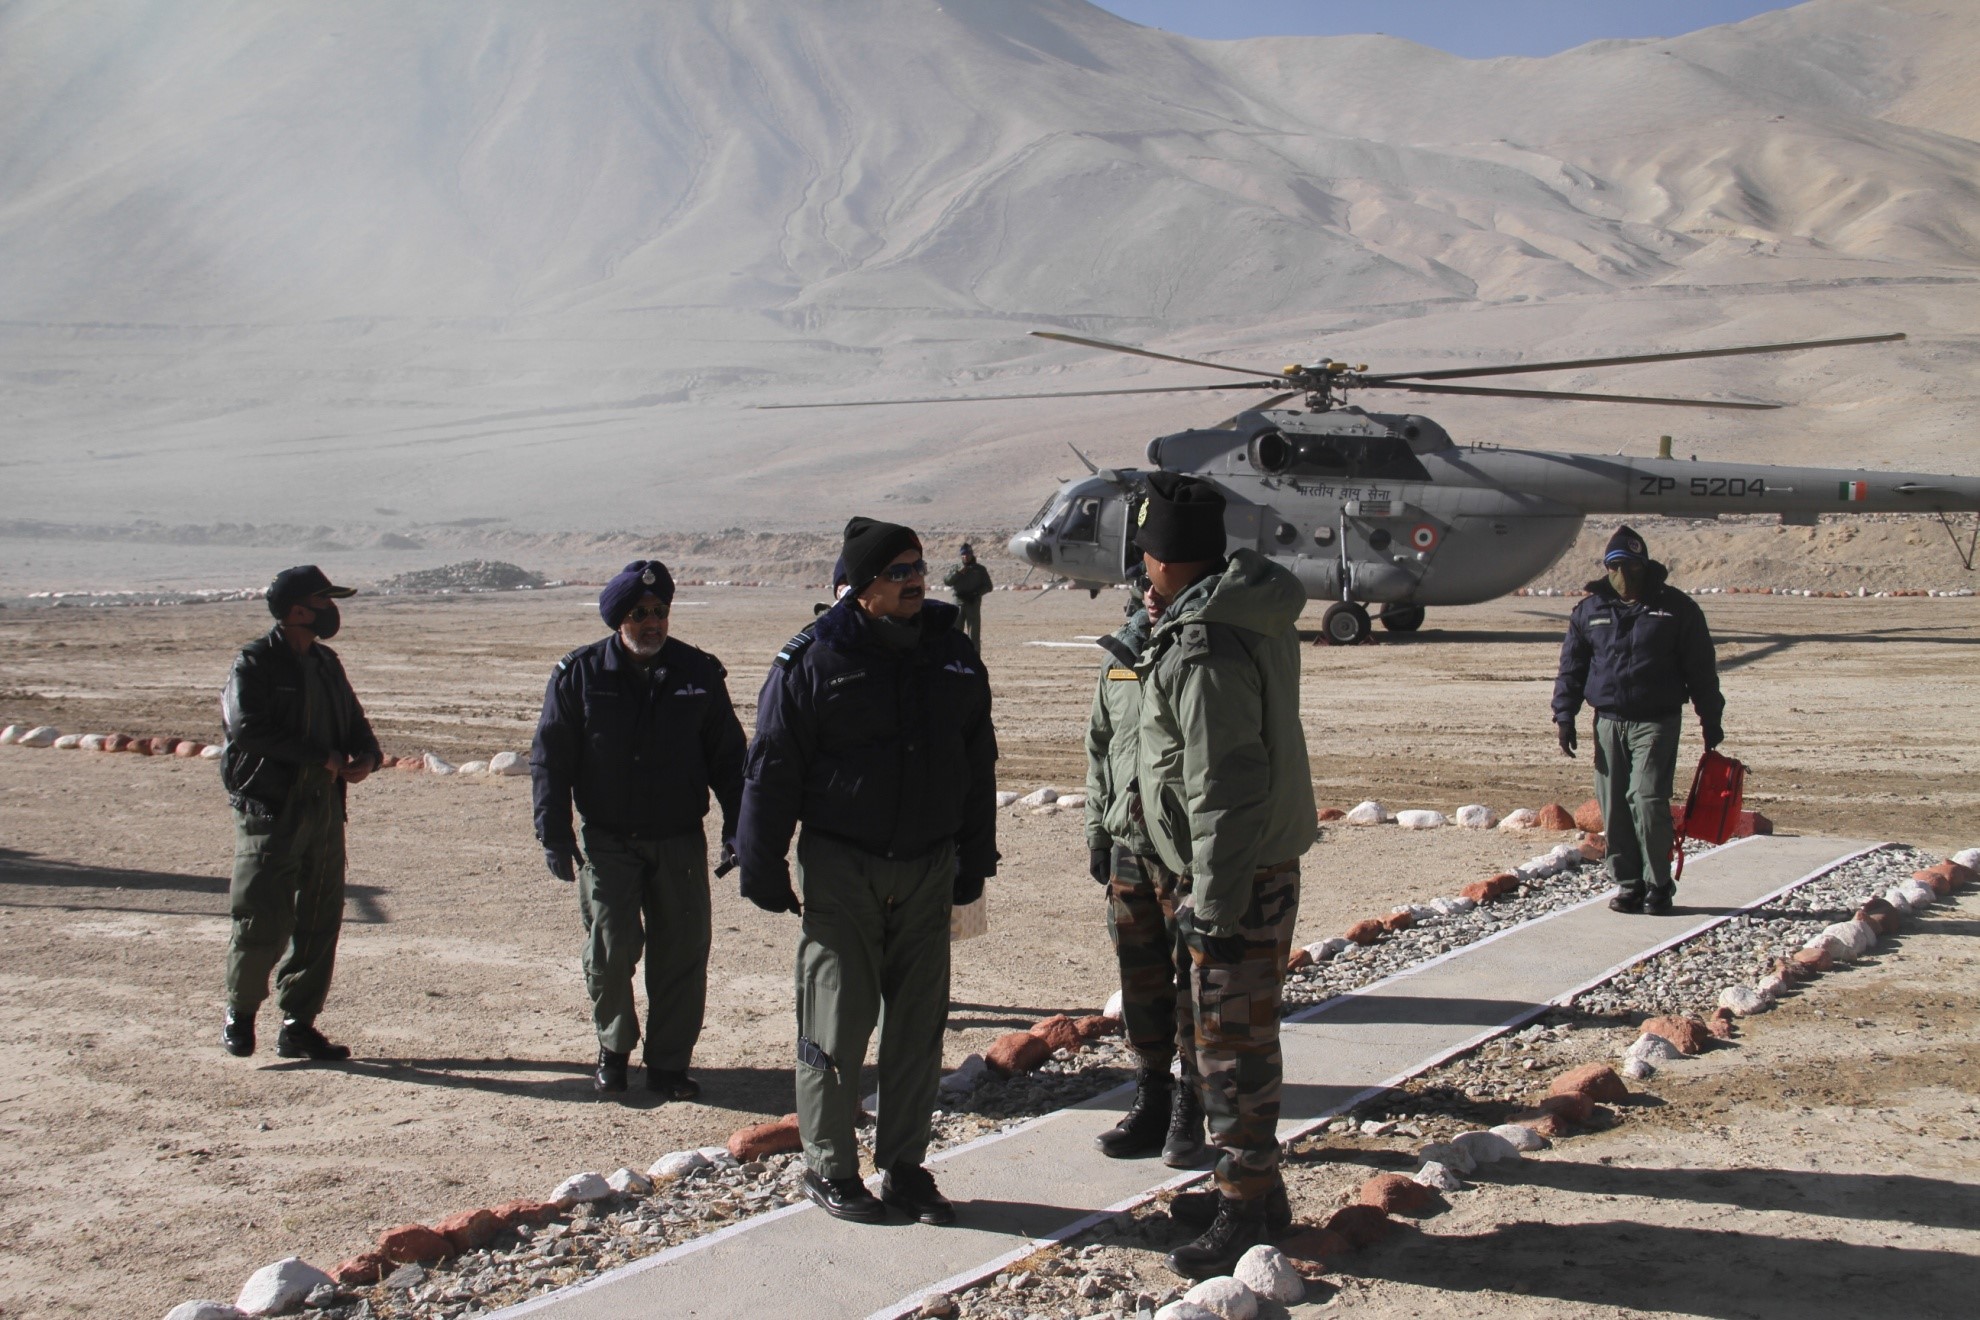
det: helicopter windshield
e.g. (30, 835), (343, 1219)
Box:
(1049, 494), (1101, 543)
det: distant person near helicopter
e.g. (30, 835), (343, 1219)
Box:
(1552, 525), (1726, 916)
(942, 542), (992, 650)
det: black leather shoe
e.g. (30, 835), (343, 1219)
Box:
(1096, 1066), (1172, 1159)
(881, 1161), (957, 1226)
(1608, 893), (1645, 914)
(647, 1068), (701, 1101)
(593, 1049), (629, 1093)
(1169, 1182), (1292, 1235)
(222, 1009), (255, 1058)
(1165, 1195), (1273, 1280)
(275, 1020), (350, 1061)
(1163, 1078), (1207, 1168)
(1645, 892), (1676, 916)
(803, 1170), (886, 1223)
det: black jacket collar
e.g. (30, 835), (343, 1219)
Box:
(813, 597), (960, 655)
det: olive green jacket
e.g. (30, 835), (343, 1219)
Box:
(1135, 549), (1316, 932)
(1083, 609), (1154, 858)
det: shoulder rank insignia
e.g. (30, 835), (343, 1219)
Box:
(555, 646), (585, 673)
(1106, 667), (1138, 681)
(774, 629), (816, 668)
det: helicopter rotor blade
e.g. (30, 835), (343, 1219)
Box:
(1028, 330), (1288, 380)
(1371, 381), (1781, 410)
(1067, 443), (1099, 474)
(1212, 391), (1302, 429)
(755, 380), (1280, 409)
(1363, 332), (1906, 384)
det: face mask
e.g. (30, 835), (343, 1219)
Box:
(1607, 566), (1640, 598)
(306, 602), (341, 639)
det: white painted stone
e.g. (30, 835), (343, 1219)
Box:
(1233, 1244), (1306, 1303)
(1880, 886), (1915, 914)
(1953, 848), (1980, 871)
(1102, 989), (1124, 1019)
(1490, 1124), (1549, 1152)
(1452, 1130), (1521, 1165)
(1344, 800), (1387, 826)
(0, 725), (20, 745)
(1418, 1141), (1476, 1175)
(1016, 786), (1059, 807)
(1153, 1303), (1221, 1320)
(53, 733), (83, 748)
(1454, 804), (1497, 829)
(994, 791), (1020, 808)
(1498, 808), (1539, 831)
(1549, 842), (1583, 866)
(16, 726), (59, 747)
(695, 1145), (739, 1169)
(78, 733), (107, 750)
(1756, 970), (1793, 999)
(1801, 932), (1848, 962)
(1516, 859), (1556, 881)
(648, 1150), (709, 1180)
(164, 1303), (247, 1320)
(1820, 919), (1877, 961)
(457, 760), (490, 775)
(605, 1166), (653, 1196)
(550, 1171), (612, 1206)
(200, 744), (223, 759)
(938, 1052), (991, 1097)
(235, 1256), (333, 1315)
(1717, 985), (1769, 1016)
(1430, 895), (1476, 916)
(1627, 1034), (1684, 1064)
(423, 751), (458, 775)
(1898, 879), (1937, 909)
(1055, 793), (1085, 808)
(1181, 1276), (1258, 1320)
(1360, 1119), (1396, 1137)
(489, 750), (527, 776)
(1396, 809), (1446, 830)
(1412, 1160), (1463, 1191)
(1622, 1056), (1656, 1081)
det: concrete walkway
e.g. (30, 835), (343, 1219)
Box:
(498, 833), (1878, 1320)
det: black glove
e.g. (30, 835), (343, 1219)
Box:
(740, 869), (801, 915)
(1088, 848), (1111, 885)
(1556, 721), (1578, 758)
(953, 871), (986, 906)
(1702, 720), (1725, 750)
(543, 847), (578, 884)
(715, 838), (739, 879)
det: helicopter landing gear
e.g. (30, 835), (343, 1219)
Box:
(1378, 603), (1425, 633)
(1320, 601), (1371, 646)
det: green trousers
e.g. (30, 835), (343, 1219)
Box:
(793, 831), (954, 1180)
(1181, 863), (1301, 1202)
(1594, 713), (1682, 900)
(957, 598), (983, 651)
(1107, 848), (1197, 1083)
(227, 770), (345, 1024)
(577, 825), (711, 1068)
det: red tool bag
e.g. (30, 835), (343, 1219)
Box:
(1672, 748), (1745, 882)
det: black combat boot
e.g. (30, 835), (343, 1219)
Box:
(1162, 1077), (1207, 1167)
(1168, 1182), (1292, 1235)
(275, 1020), (350, 1061)
(1165, 1194), (1273, 1280)
(880, 1160), (957, 1226)
(803, 1170), (887, 1223)
(593, 1048), (629, 1093)
(647, 1067), (701, 1101)
(222, 1008), (256, 1058)
(1095, 1064), (1172, 1159)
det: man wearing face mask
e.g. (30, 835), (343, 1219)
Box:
(737, 517), (997, 1227)
(1553, 525), (1726, 916)
(219, 566), (382, 1061)
(531, 561), (746, 1097)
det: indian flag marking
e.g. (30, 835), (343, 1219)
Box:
(1837, 480), (1867, 501)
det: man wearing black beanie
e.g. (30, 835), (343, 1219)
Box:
(1127, 475), (1318, 1279)
(737, 517), (998, 1227)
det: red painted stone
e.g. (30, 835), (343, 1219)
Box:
(1549, 1063), (1628, 1104)
(1072, 1014), (1119, 1043)
(1280, 1226), (1349, 1266)
(376, 1223), (452, 1264)
(434, 1207), (499, 1251)
(1459, 880), (1498, 904)
(1358, 1172), (1434, 1215)
(1380, 910), (1415, 933)
(1578, 833), (1608, 862)
(1856, 897), (1901, 938)
(1345, 919), (1385, 946)
(1285, 947), (1313, 972)
(1324, 1204), (1395, 1248)
(1640, 1016), (1709, 1056)
(986, 1030), (1052, 1076)
(1028, 1014), (1084, 1054)
(330, 1252), (389, 1285)
(173, 740), (203, 757)
(727, 1114), (802, 1160)
(488, 1199), (560, 1231)
(131, 737), (156, 756)
(1513, 1104), (1578, 1137)
(1536, 803), (1576, 831)
(1573, 798), (1604, 833)
(1793, 944), (1834, 974)
(1317, 807), (1346, 822)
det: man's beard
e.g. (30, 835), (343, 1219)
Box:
(624, 633), (666, 657)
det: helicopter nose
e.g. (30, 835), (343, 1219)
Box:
(1008, 529), (1051, 567)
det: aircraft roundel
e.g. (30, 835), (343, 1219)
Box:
(1410, 523), (1440, 551)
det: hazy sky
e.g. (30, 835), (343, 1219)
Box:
(1087, 1), (1797, 59)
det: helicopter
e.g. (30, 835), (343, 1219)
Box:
(766, 330), (1980, 643)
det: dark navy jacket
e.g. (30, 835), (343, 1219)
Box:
(1553, 562), (1725, 726)
(221, 628), (381, 819)
(531, 634), (746, 851)
(737, 598), (998, 886)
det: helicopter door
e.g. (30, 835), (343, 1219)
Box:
(1222, 502), (1261, 554)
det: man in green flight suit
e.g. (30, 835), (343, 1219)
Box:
(1129, 474), (1316, 1279)
(942, 542), (992, 651)
(1084, 576), (1207, 1168)
(218, 565), (383, 1061)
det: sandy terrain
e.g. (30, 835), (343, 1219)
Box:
(1, 586), (1976, 1316)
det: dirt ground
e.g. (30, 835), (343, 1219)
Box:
(1, 587), (1976, 1317)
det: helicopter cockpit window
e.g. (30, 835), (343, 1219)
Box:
(1054, 496), (1101, 544)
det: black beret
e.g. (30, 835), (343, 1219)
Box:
(1135, 473), (1227, 563)
(841, 517), (921, 595)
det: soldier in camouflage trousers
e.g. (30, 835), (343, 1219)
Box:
(1084, 602), (1207, 1167)
(1130, 475), (1316, 1280)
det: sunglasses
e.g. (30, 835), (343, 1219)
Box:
(878, 559), (928, 583)
(624, 605), (669, 622)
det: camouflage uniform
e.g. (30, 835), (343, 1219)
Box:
(1137, 549), (1316, 1202)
